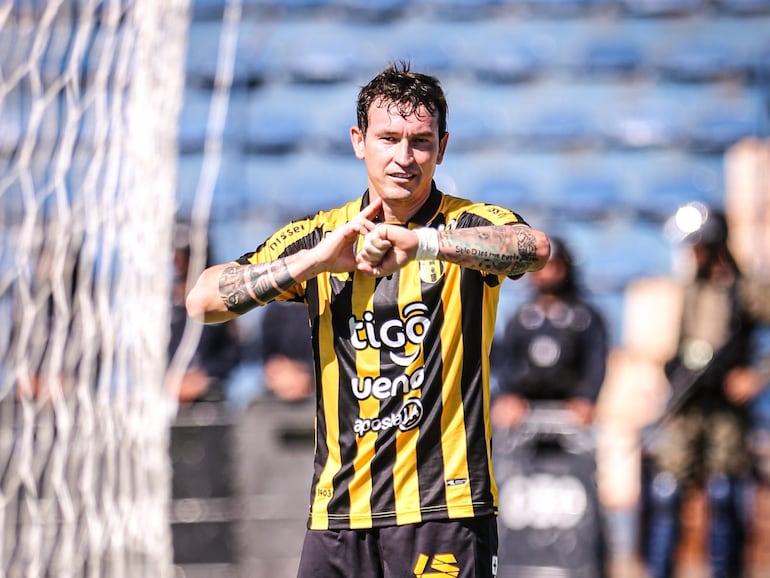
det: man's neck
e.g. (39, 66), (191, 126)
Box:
(375, 188), (434, 225)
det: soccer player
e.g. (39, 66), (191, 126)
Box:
(186, 62), (551, 578)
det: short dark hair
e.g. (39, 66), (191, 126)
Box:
(356, 61), (448, 140)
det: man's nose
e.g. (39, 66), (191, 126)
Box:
(395, 139), (414, 164)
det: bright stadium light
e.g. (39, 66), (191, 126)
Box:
(675, 202), (708, 235)
(663, 201), (709, 243)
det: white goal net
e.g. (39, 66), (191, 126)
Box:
(0, 1), (189, 576)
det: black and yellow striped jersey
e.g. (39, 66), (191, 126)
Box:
(237, 183), (528, 530)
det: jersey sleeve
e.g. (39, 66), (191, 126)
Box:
(455, 202), (530, 229)
(233, 215), (325, 302)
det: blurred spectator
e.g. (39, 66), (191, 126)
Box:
(167, 226), (240, 403)
(491, 237), (609, 577)
(491, 236), (609, 429)
(738, 279), (770, 484)
(733, 324), (770, 485)
(643, 207), (762, 578)
(259, 300), (314, 402)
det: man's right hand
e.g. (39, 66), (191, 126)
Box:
(308, 197), (382, 275)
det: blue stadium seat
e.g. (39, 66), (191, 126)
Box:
(185, 21), (264, 89)
(577, 39), (646, 77)
(470, 40), (545, 83)
(714, 0), (770, 14)
(553, 175), (624, 221)
(276, 24), (376, 84)
(516, 107), (597, 150)
(384, 39), (457, 78)
(337, 0), (413, 21)
(268, 83), (360, 156)
(602, 103), (685, 150)
(634, 174), (723, 222)
(461, 154), (564, 222)
(445, 101), (512, 152)
(240, 154), (366, 218)
(521, 0), (616, 16)
(685, 110), (765, 153)
(176, 153), (206, 218)
(753, 43), (770, 84)
(285, 46), (361, 84)
(182, 90), (249, 154)
(619, 0), (707, 16)
(178, 90), (213, 153)
(250, 0), (339, 13)
(315, 107), (358, 156)
(567, 221), (672, 295)
(422, 0), (506, 20)
(476, 175), (535, 208)
(189, 0), (260, 20)
(656, 41), (750, 83)
(241, 89), (318, 155)
(176, 151), (253, 220)
(242, 111), (311, 155)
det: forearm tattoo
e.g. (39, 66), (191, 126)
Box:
(438, 226), (540, 276)
(219, 259), (297, 313)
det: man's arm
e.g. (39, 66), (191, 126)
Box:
(356, 223), (550, 278)
(437, 225), (550, 276)
(186, 198), (382, 324)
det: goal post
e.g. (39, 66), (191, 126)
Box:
(0, 1), (190, 576)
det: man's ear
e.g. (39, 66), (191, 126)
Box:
(350, 126), (365, 159)
(436, 132), (449, 165)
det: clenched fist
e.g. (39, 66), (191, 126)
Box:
(356, 224), (422, 277)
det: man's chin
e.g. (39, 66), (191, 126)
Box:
(380, 183), (426, 202)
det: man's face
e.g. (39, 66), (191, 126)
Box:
(351, 100), (448, 216)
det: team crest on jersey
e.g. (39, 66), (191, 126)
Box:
(418, 259), (444, 284)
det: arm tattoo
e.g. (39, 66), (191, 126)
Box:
(219, 259), (297, 314)
(438, 226), (539, 276)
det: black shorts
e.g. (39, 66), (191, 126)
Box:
(297, 516), (498, 578)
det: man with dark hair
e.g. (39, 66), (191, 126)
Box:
(186, 62), (551, 578)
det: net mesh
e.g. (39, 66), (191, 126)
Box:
(0, 1), (189, 575)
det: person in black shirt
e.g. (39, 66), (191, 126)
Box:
(259, 300), (314, 401)
(168, 233), (239, 403)
(491, 237), (608, 429)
